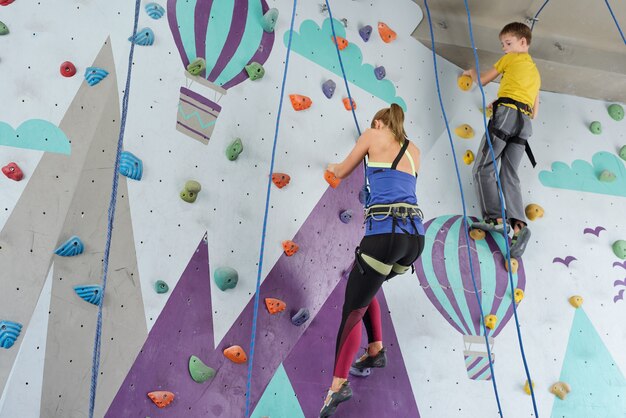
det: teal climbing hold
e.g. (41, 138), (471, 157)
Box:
(74, 285), (103, 305)
(129, 28), (155, 46)
(55, 236), (84, 256)
(0, 320), (22, 349)
(613, 240), (626, 259)
(145, 3), (165, 19)
(119, 151), (143, 180)
(180, 180), (201, 203)
(187, 58), (206, 76)
(84, 67), (109, 86)
(608, 104), (624, 121)
(619, 145), (626, 161)
(0, 21), (8, 35)
(226, 138), (243, 161)
(189, 355), (216, 383)
(154, 280), (169, 294)
(589, 121), (602, 135)
(262, 8), (279, 33)
(245, 62), (265, 81)
(599, 170), (616, 182)
(214, 267), (238, 291)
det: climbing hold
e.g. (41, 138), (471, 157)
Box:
(484, 314), (497, 330)
(282, 240), (299, 256)
(350, 367), (371, 377)
(359, 25), (372, 42)
(223, 345), (247, 364)
(342, 97), (356, 111)
(480, 105), (493, 119)
(145, 2), (165, 19)
(226, 138), (243, 161)
(504, 258), (519, 274)
(359, 185), (370, 205)
(74, 285), (103, 305)
(55, 236), (84, 256)
(271, 173), (291, 188)
(119, 151), (143, 180)
(550, 381), (571, 400)
(322, 79), (336, 99)
(619, 145), (626, 161)
(374, 66), (386, 80)
(612, 240), (626, 259)
(60, 61), (76, 77)
(129, 28), (155, 46)
(469, 229), (485, 240)
(289, 94), (312, 111)
(457, 75), (472, 91)
(525, 203), (544, 221)
(568, 295), (583, 308)
(524, 380), (535, 395)
(262, 8), (279, 33)
(339, 209), (353, 224)
(454, 124), (474, 139)
(187, 57), (206, 76)
(214, 267), (238, 291)
(291, 308), (310, 326)
(180, 180), (201, 203)
(2, 162), (23, 181)
(0, 321), (22, 349)
(265, 298), (287, 314)
(245, 62), (265, 80)
(0, 21), (9, 35)
(589, 121), (602, 134)
(599, 170), (616, 182)
(331, 35), (349, 50)
(377, 22), (396, 43)
(154, 280), (169, 294)
(189, 355), (215, 383)
(324, 170), (341, 188)
(514, 288), (524, 304)
(0, 0), (15, 6)
(463, 150), (474, 165)
(84, 67), (109, 86)
(147, 391), (175, 408)
(608, 103), (624, 121)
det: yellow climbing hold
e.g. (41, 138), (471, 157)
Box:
(568, 295), (583, 308)
(504, 258), (519, 274)
(524, 380), (535, 395)
(454, 124), (474, 139)
(469, 228), (485, 240)
(484, 314), (497, 330)
(479, 106), (494, 119)
(457, 74), (472, 91)
(463, 150), (475, 165)
(525, 203), (544, 221)
(514, 288), (524, 304)
(550, 381), (571, 400)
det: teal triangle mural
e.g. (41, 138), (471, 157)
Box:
(551, 308), (626, 417)
(251, 363), (305, 418)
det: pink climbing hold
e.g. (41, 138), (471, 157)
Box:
(2, 162), (23, 181)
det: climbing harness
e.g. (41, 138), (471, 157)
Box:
(489, 97), (537, 167)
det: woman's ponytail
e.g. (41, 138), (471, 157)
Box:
(371, 103), (407, 144)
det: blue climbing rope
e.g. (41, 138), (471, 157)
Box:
(422, 2), (503, 416)
(244, 1), (297, 417)
(604, 0), (626, 44)
(88, 0), (142, 416)
(530, 0), (550, 31)
(462, 0), (540, 416)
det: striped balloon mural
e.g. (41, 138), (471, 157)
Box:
(414, 215), (526, 381)
(167, 0), (275, 143)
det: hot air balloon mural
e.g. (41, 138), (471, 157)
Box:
(167, 0), (275, 144)
(414, 215), (526, 381)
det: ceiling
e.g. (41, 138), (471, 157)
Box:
(411, 0), (626, 104)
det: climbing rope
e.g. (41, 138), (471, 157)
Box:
(422, 1), (503, 416)
(88, 0), (142, 416)
(604, 0), (626, 44)
(529, 0), (550, 31)
(244, 1), (298, 417)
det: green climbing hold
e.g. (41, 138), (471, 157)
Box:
(226, 138), (243, 161)
(187, 57), (206, 76)
(608, 103), (624, 121)
(189, 355), (216, 383)
(0, 21), (8, 36)
(180, 180), (201, 203)
(245, 62), (265, 81)
(261, 8), (279, 32)
(589, 121), (602, 134)
(619, 145), (626, 161)
(154, 280), (169, 294)
(613, 240), (626, 259)
(214, 266), (238, 291)
(599, 170), (616, 182)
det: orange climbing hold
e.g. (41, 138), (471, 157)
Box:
(265, 298), (287, 314)
(272, 173), (291, 188)
(324, 170), (341, 188)
(223, 345), (248, 364)
(331, 35), (349, 50)
(282, 240), (299, 256)
(378, 22), (397, 43)
(342, 97), (356, 111)
(289, 94), (312, 111)
(147, 391), (175, 408)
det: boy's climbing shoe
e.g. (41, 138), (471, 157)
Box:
(471, 218), (510, 233)
(349, 347), (387, 376)
(510, 227), (531, 258)
(320, 382), (353, 418)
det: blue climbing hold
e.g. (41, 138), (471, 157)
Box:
(291, 308), (310, 326)
(374, 66), (386, 80)
(322, 79), (336, 99)
(119, 151), (143, 180)
(145, 2), (165, 19)
(214, 267), (238, 291)
(54, 236), (84, 256)
(0, 321), (22, 349)
(74, 285), (104, 306)
(129, 28), (155, 46)
(358, 185), (370, 205)
(359, 25), (372, 42)
(84, 67), (109, 86)
(340, 209), (353, 224)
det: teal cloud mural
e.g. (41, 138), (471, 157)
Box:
(0, 120), (71, 154)
(285, 18), (407, 110)
(539, 151), (626, 198)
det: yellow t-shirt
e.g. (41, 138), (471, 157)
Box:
(494, 52), (541, 111)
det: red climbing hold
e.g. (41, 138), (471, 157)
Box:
(289, 94), (312, 111)
(2, 162), (23, 181)
(223, 345), (248, 364)
(331, 35), (349, 50)
(342, 97), (356, 111)
(378, 22), (397, 43)
(265, 298), (287, 314)
(282, 240), (299, 256)
(60, 61), (77, 77)
(0, 0), (15, 6)
(324, 170), (341, 189)
(147, 391), (175, 408)
(272, 173), (291, 189)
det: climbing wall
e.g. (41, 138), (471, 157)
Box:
(1, 0), (625, 418)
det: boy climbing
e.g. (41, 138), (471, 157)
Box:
(463, 21), (541, 258)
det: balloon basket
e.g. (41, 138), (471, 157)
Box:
(463, 335), (495, 381)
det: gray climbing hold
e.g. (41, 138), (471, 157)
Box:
(129, 28), (155, 46)
(155, 280), (169, 294)
(245, 62), (265, 81)
(291, 308), (310, 326)
(322, 79), (336, 99)
(214, 267), (238, 291)
(613, 240), (626, 259)
(262, 8), (279, 32)
(0, 21), (8, 36)
(619, 145), (626, 161)
(180, 180), (201, 203)
(0, 321), (22, 349)
(189, 355), (216, 383)
(119, 151), (143, 180)
(589, 121), (602, 135)
(187, 58), (206, 76)
(340, 209), (353, 224)
(374, 66), (386, 80)
(349, 366), (371, 377)
(226, 138), (243, 161)
(359, 25), (372, 42)
(55, 236), (84, 256)
(608, 103), (624, 121)
(599, 170), (616, 182)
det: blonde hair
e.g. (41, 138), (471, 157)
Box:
(370, 103), (407, 143)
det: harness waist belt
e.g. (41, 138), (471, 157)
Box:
(495, 97), (532, 116)
(364, 202), (423, 220)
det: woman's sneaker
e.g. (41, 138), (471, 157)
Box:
(349, 347), (387, 376)
(319, 382), (353, 418)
